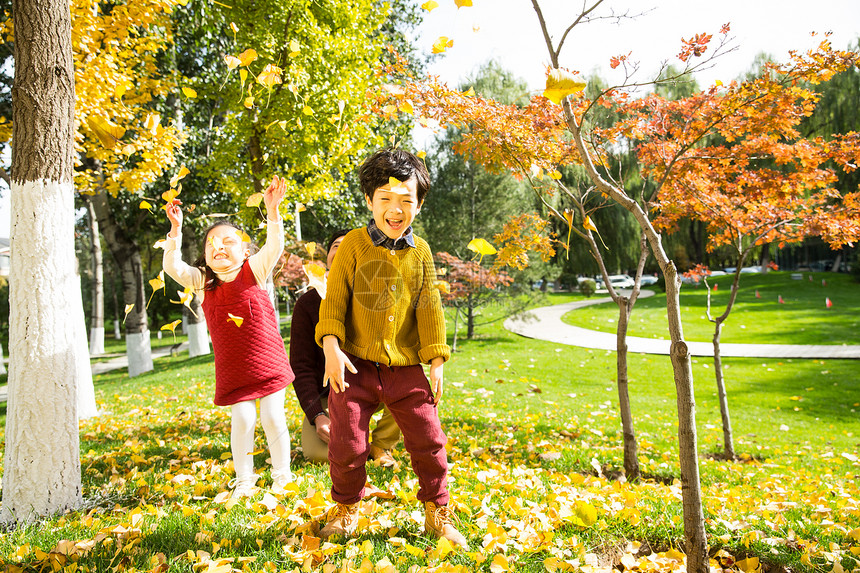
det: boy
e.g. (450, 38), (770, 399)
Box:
(290, 229), (401, 464)
(315, 149), (467, 548)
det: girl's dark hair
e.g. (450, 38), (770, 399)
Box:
(358, 148), (430, 203)
(193, 220), (257, 291)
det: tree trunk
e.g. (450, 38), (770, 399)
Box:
(466, 293), (475, 339)
(615, 294), (640, 480)
(451, 307), (460, 352)
(2, 0), (83, 522)
(111, 276), (122, 339)
(85, 197), (105, 355)
(712, 318), (735, 460)
(758, 242), (771, 274)
(90, 190), (153, 377)
(563, 100), (708, 572)
(180, 230), (209, 357)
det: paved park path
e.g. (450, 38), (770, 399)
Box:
(504, 291), (860, 359)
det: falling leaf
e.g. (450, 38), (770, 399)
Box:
(302, 105), (314, 116)
(160, 319), (182, 343)
(238, 230), (251, 243)
(227, 313), (244, 327)
(304, 262), (327, 298)
(162, 188), (181, 206)
(146, 271), (166, 308)
(463, 86), (475, 97)
(140, 200), (153, 211)
(288, 39), (300, 57)
(230, 21), (238, 35)
(398, 100), (415, 115)
(114, 80), (133, 100)
(257, 64), (282, 90)
(123, 303), (135, 324)
(467, 238), (497, 263)
(181, 86), (197, 99)
(454, 0), (473, 7)
(417, 151), (427, 159)
(86, 115), (126, 149)
(388, 176), (407, 191)
(543, 68), (587, 105)
(432, 36), (454, 54)
(238, 48), (258, 67)
(246, 193), (263, 207)
(224, 55), (241, 70)
(170, 165), (190, 188)
(436, 280), (450, 294)
(305, 242), (316, 258)
(420, 0), (438, 10)
(171, 287), (199, 319)
(244, 96), (254, 109)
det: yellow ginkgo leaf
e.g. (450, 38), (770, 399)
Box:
(467, 238), (497, 256)
(182, 86), (197, 99)
(454, 0), (472, 7)
(489, 553), (510, 573)
(162, 188), (181, 206)
(398, 100), (415, 115)
(305, 242), (316, 258)
(87, 115), (126, 149)
(303, 262), (327, 298)
(170, 165), (190, 188)
(230, 22), (238, 34)
(114, 80), (133, 100)
(583, 215), (597, 232)
(146, 272), (166, 308)
(388, 176), (407, 191)
(238, 48), (258, 67)
(244, 96), (254, 109)
(436, 280), (450, 295)
(562, 210), (574, 260)
(420, 0), (438, 10)
(123, 303), (135, 324)
(227, 313), (244, 328)
(432, 36), (454, 54)
(224, 55), (241, 70)
(239, 68), (248, 85)
(257, 64), (282, 90)
(246, 193), (263, 207)
(543, 68), (587, 105)
(288, 39), (300, 57)
(139, 200), (153, 211)
(417, 151), (427, 159)
(463, 86), (475, 97)
(238, 230), (251, 243)
(160, 319), (182, 343)
(171, 287), (199, 319)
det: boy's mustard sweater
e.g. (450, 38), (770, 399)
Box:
(315, 228), (450, 366)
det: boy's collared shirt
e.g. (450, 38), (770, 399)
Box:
(367, 219), (415, 251)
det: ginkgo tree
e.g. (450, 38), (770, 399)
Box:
(378, 2), (858, 571)
(184, 0), (401, 227)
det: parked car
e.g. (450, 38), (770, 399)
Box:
(608, 274), (635, 289)
(639, 275), (659, 286)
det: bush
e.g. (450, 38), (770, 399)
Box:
(578, 278), (596, 297)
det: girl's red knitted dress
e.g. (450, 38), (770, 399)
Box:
(202, 261), (294, 406)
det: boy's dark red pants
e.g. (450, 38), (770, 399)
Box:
(327, 353), (449, 506)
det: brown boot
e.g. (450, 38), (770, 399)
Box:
(369, 444), (396, 467)
(319, 502), (360, 538)
(424, 501), (468, 549)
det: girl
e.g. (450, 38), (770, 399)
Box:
(163, 176), (294, 498)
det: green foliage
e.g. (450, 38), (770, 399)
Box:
(578, 278), (596, 297)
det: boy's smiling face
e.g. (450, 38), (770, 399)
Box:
(366, 176), (422, 240)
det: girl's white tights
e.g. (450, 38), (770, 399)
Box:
(230, 388), (291, 480)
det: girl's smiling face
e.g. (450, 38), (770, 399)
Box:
(204, 225), (249, 273)
(366, 176), (422, 240)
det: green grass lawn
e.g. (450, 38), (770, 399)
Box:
(562, 271), (860, 345)
(0, 287), (858, 572)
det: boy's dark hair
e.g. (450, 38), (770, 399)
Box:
(359, 148), (430, 203)
(193, 220), (257, 291)
(326, 229), (351, 253)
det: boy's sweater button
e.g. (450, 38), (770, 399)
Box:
(388, 315), (394, 322)
(390, 249), (395, 255)
(391, 285), (396, 291)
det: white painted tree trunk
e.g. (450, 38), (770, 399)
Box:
(0, 341), (6, 375)
(3, 181), (82, 522)
(3, 0), (82, 522)
(86, 198), (104, 355)
(126, 331), (154, 377)
(185, 317), (210, 357)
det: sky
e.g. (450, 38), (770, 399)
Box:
(2, 0), (859, 237)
